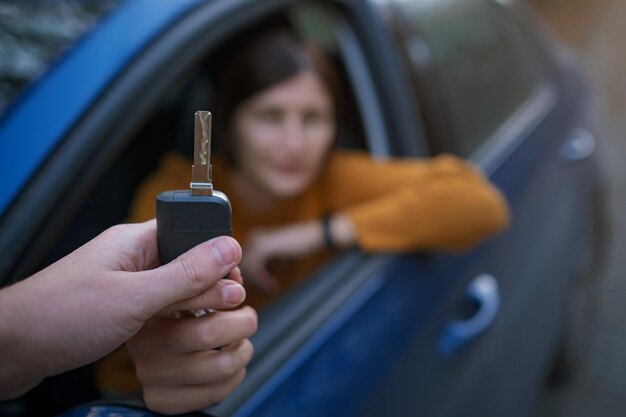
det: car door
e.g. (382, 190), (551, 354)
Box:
(354, 1), (603, 417)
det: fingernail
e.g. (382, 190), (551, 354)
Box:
(211, 237), (237, 266)
(223, 282), (245, 304)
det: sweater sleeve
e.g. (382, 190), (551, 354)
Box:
(127, 153), (191, 223)
(325, 151), (510, 252)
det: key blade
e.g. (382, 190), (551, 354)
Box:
(191, 111), (213, 196)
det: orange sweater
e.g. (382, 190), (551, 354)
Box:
(129, 149), (510, 308)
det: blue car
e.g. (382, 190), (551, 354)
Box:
(0, 0), (607, 416)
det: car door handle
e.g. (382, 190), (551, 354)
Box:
(437, 274), (500, 357)
(560, 128), (596, 161)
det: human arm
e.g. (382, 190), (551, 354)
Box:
(0, 220), (256, 414)
(241, 152), (508, 290)
(326, 151), (510, 251)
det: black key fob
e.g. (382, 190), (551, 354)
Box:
(156, 190), (231, 264)
(156, 111), (232, 264)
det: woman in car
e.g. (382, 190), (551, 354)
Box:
(129, 28), (510, 309)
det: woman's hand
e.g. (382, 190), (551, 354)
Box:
(241, 214), (356, 293)
(241, 222), (322, 293)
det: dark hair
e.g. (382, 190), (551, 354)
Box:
(212, 27), (340, 166)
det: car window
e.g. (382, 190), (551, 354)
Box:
(386, 0), (546, 157)
(0, 0), (122, 115)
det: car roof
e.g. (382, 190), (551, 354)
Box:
(0, 0), (203, 216)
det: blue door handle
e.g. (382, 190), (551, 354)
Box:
(560, 128), (596, 161)
(437, 274), (500, 356)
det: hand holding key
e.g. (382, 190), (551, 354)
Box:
(126, 112), (255, 414)
(0, 220), (256, 411)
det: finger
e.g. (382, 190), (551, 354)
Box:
(161, 280), (246, 314)
(137, 307), (257, 354)
(143, 368), (246, 415)
(130, 236), (242, 318)
(136, 338), (254, 387)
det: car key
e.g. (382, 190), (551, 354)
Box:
(156, 111), (232, 264)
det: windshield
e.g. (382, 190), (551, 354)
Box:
(0, 0), (123, 115)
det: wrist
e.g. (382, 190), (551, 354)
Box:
(323, 213), (356, 251)
(303, 220), (325, 253)
(0, 283), (44, 399)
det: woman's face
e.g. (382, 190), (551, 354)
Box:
(231, 70), (335, 200)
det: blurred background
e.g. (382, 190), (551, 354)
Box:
(530, 0), (626, 415)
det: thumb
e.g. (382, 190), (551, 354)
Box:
(132, 236), (241, 317)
